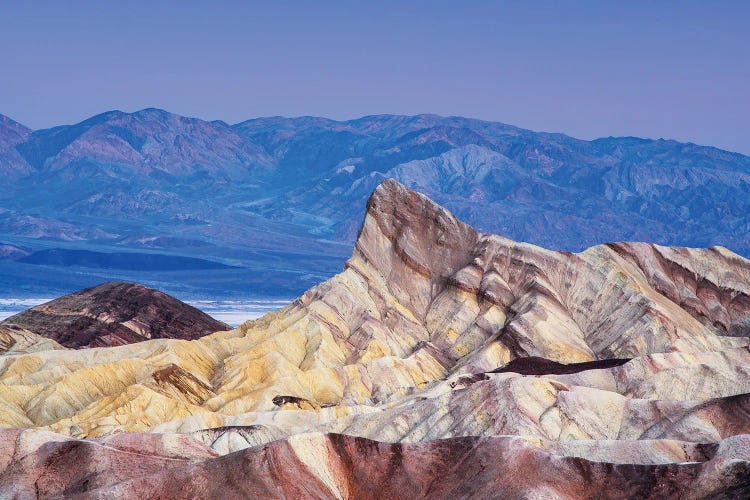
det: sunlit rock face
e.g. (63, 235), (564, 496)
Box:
(0, 281), (230, 349)
(1, 180), (750, 497)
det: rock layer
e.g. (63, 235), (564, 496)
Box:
(0, 281), (229, 348)
(1, 430), (749, 499)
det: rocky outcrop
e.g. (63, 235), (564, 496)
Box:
(0, 281), (229, 348)
(1, 180), (750, 496)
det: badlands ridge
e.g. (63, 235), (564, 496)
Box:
(1, 180), (750, 498)
(0, 281), (229, 349)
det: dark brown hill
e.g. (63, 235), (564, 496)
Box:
(0, 281), (229, 348)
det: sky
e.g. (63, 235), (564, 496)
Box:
(1, 1), (748, 154)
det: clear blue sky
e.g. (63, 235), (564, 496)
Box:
(1, 1), (748, 153)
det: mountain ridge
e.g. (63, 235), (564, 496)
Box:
(6, 108), (750, 157)
(2, 181), (750, 496)
(1, 108), (749, 298)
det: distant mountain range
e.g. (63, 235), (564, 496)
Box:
(1, 108), (749, 298)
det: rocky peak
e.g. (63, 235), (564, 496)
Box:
(326, 179), (750, 367)
(354, 178), (479, 283)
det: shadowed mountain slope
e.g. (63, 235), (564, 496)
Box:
(1, 110), (749, 297)
(0, 114), (32, 178)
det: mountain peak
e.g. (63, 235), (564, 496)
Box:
(343, 180), (750, 363)
(129, 107), (183, 121)
(354, 179), (479, 282)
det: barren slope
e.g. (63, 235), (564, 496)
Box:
(0, 281), (229, 348)
(1, 180), (750, 497)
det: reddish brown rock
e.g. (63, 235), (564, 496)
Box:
(1, 430), (748, 499)
(0, 281), (229, 348)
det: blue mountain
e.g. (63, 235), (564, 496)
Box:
(1, 109), (748, 298)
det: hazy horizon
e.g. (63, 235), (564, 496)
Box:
(1, 1), (748, 154)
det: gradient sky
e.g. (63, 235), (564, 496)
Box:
(1, 1), (748, 154)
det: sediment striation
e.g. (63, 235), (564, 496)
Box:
(2, 430), (750, 499)
(1, 179), (750, 497)
(0, 281), (229, 349)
